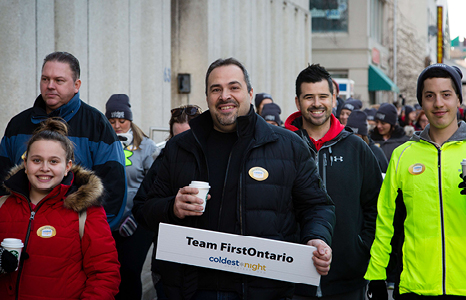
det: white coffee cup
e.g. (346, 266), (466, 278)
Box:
(189, 181), (210, 212)
(461, 159), (466, 178)
(1, 238), (24, 271)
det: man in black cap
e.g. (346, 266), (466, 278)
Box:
(254, 92), (273, 115)
(366, 63), (466, 299)
(0, 52), (127, 231)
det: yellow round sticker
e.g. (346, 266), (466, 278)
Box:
(248, 167), (269, 181)
(408, 163), (425, 175)
(37, 226), (57, 238)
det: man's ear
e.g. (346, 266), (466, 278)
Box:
(332, 93), (337, 108)
(295, 96), (300, 111)
(249, 88), (254, 104)
(74, 79), (81, 94)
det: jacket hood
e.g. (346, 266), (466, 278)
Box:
(411, 121), (466, 143)
(3, 164), (102, 213)
(285, 111), (345, 133)
(284, 111), (346, 150)
(284, 111), (303, 132)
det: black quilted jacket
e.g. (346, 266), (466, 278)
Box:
(143, 106), (335, 300)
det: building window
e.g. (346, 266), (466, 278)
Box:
(310, 0), (348, 32)
(370, 0), (384, 43)
(329, 70), (348, 79)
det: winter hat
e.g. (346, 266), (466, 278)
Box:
(414, 103), (422, 110)
(341, 98), (363, 112)
(364, 108), (377, 121)
(105, 94), (133, 121)
(416, 63), (463, 105)
(261, 103), (282, 125)
(346, 110), (368, 136)
(375, 103), (397, 126)
(404, 105), (414, 117)
(255, 93), (273, 110)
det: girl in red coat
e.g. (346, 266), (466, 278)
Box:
(0, 118), (120, 299)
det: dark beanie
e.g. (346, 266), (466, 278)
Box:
(346, 110), (368, 136)
(105, 94), (133, 121)
(416, 63), (463, 105)
(375, 103), (397, 125)
(404, 105), (414, 117)
(341, 98), (363, 112)
(261, 103), (282, 125)
(364, 108), (377, 121)
(255, 93), (273, 109)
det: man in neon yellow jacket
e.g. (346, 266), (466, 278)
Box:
(365, 63), (466, 299)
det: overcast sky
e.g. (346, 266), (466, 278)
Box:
(448, 0), (466, 39)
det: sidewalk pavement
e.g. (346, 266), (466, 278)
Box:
(142, 244), (157, 300)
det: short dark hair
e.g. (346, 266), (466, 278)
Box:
(295, 64), (333, 97)
(205, 58), (252, 95)
(42, 52), (80, 82)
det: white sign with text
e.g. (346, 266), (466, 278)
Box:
(156, 223), (320, 285)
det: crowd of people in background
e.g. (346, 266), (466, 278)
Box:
(0, 51), (466, 300)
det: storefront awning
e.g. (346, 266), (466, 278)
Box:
(368, 65), (400, 93)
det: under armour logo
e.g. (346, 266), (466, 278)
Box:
(332, 156), (344, 162)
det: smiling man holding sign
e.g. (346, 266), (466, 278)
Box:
(142, 58), (335, 299)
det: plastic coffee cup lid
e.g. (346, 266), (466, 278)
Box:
(1, 238), (24, 248)
(189, 181), (210, 188)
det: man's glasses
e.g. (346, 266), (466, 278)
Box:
(171, 105), (202, 118)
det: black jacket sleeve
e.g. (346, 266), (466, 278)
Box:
(359, 143), (383, 249)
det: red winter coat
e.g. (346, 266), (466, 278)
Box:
(0, 165), (120, 300)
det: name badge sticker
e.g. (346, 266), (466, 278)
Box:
(37, 226), (57, 238)
(408, 163), (425, 175)
(248, 167), (269, 181)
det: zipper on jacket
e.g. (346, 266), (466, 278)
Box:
(217, 150), (235, 232)
(322, 153), (327, 188)
(437, 149), (446, 295)
(14, 196), (48, 300)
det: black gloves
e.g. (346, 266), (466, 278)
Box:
(459, 174), (466, 195)
(367, 280), (388, 300)
(0, 246), (18, 274)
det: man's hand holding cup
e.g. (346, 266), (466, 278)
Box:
(174, 181), (211, 219)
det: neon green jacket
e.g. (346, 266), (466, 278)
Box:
(365, 122), (466, 296)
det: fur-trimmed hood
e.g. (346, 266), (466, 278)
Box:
(3, 164), (103, 213)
